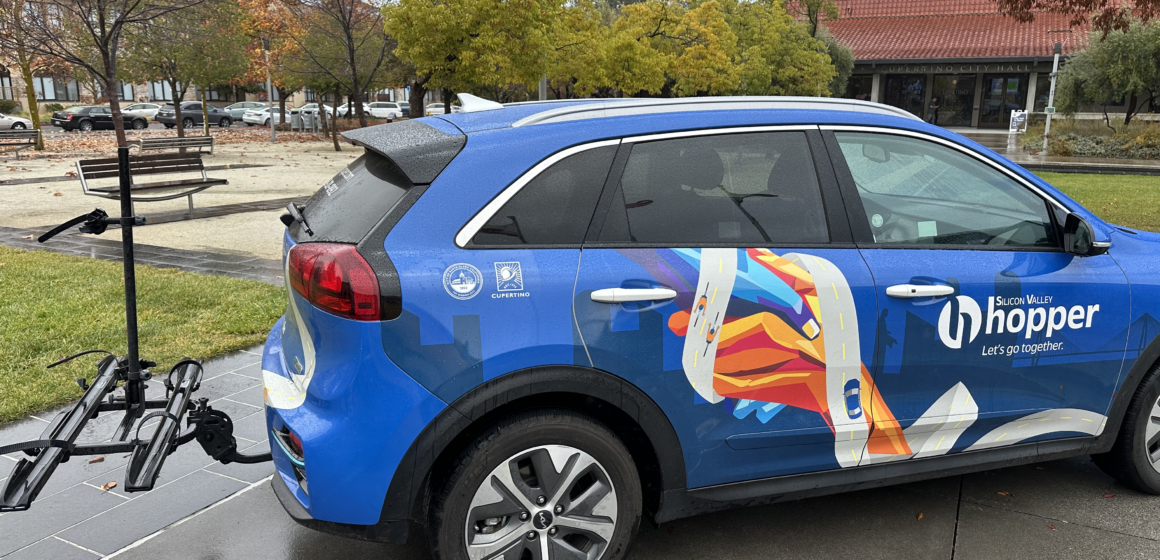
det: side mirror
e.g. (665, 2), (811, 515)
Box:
(863, 144), (890, 163)
(1063, 213), (1109, 256)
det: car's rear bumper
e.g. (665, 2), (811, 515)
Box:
(153, 116), (176, 124)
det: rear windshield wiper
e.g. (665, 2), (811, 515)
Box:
(281, 202), (314, 236)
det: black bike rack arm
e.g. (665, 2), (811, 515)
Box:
(0, 355), (121, 511)
(125, 360), (203, 492)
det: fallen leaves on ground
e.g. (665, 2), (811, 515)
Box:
(53, 192), (63, 196)
(1104, 493), (1115, 498)
(88, 456), (104, 464)
(916, 513), (924, 520)
(1048, 525), (1056, 531)
(21, 235), (32, 239)
(997, 491), (1012, 497)
(99, 481), (117, 491)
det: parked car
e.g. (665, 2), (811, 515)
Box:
(424, 102), (461, 116)
(223, 101), (267, 121)
(242, 106), (290, 126)
(368, 101), (404, 119)
(50, 106), (148, 131)
(335, 102), (371, 118)
(121, 102), (162, 120)
(0, 112), (33, 130)
(153, 102), (233, 129)
(296, 103), (334, 116)
(265, 95), (1160, 559)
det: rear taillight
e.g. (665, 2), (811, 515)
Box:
(287, 243), (380, 320)
(65, 114), (73, 121)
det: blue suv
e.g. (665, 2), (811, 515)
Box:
(264, 96), (1160, 559)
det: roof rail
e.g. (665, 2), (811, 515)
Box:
(509, 96), (922, 127)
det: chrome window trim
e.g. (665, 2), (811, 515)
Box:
(820, 125), (1070, 212)
(622, 124), (817, 144)
(454, 139), (622, 248)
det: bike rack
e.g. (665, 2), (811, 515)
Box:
(0, 147), (271, 512)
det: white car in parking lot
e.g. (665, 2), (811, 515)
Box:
(242, 107), (290, 126)
(122, 103), (162, 120)
(367, 102), (403, 119)
(334, 103), (371, 118)
(0, 112), (34, 129)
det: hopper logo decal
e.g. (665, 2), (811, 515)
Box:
(938, 295), (982, 349)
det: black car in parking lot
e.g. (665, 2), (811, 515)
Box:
(50, 106), (149, 132)
(154, 102), (233, 128)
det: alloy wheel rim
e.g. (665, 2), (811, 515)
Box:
(464, 444), (618, 560)
(14, 123), (25, 129)
(1146, 397), (1160, 473)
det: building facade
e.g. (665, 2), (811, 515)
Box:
(826, 0), (1125, 128)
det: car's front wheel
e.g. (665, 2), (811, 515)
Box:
(429, 410), (641, 560)
(219, 117), (232, 128)
(12, 122), (26, 130)
(1094, 363), (1160, 494)
(131, 119), (147, 130)
(182, 118), (195, 129)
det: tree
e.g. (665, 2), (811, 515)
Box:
(817, 27), (853, 97)
(1054, 21), (1160, 125)
(0, 0), (69, 150)
(281, 0), (391, 127)
(783, 0), (838, 38)
(725, 0), (834, 97)
(384, 0), (561, 108)
(0, 0), (207, 146)
(997, 0), (1160, 35)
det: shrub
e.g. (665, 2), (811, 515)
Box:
(0, 100), (18, 113)
(1022, 118), (1160, 159)
(44, 103), (65, 113)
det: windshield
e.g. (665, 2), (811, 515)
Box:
(65, 106), (86, 114)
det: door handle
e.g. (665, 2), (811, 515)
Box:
(591, 288), (678, 304)
(886, 284), (955, 298)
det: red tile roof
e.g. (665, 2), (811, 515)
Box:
(836, 0), (1009, 18)
(826, 11), (1089, 61)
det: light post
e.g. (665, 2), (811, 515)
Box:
(264, 38), (275, 142)
(1043, 42), (1062, 152)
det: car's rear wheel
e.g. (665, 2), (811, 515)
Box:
(219, 117), (231, 128)
(429, 410), (641, 560)
(79, 120), (93, 132)
(1093, 363), (1160, 494)
(131, 119), (147, 130)
(264, 118), (271, 127)
(12, 122), (26, 130)
(182, 117), (195, 129)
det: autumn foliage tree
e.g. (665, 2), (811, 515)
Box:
(997, 0), (1160, 35)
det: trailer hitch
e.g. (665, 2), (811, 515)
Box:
(0, 148), (271, 513)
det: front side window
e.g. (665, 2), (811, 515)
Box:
(598, 132), (829, 245)
(470, 145), (617, 247)
(834, 132), (1056, 248)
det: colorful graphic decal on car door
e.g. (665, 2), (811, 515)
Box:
(600, 248), (1112, 475)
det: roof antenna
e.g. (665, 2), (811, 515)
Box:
(457, 93), (504, 113)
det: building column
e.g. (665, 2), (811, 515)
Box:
(870, 73), (882, 103)
(922, 74), (934, 122)
(970, 73), (985, 128)
(1026, 72), (1038, 112)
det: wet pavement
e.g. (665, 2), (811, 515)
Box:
(99, 454), (1160, 560)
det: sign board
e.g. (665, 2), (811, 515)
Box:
(1009, 110), (1029, 133)
(1045, 107), (1056, 114)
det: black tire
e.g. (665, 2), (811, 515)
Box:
(182, 117), (195, 129)
(219, 117), (232, 128)
(429, 410), (641, 560)
(245, 122), (254, 126)
(79, 120), (93, 132)
(1093, 363), (1160, 494)
(264, 118), (271, 127)
(164, 124), (175, 129)
(12, 122), (26, 130)
(131, 119), (147, 130)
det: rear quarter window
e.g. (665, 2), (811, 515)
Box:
(295, 152), (414, 243)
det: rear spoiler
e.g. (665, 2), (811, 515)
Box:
(341, 120), (465, 185)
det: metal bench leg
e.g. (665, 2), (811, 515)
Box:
(188, 194), (194, 219)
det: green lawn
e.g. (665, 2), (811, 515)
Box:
(0, 246), (284, 423)
(1037, 172), (1160, 232)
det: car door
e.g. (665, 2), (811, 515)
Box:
(380, 142), (618, 402)
(823, 128), (1130, 462)
(573, 128), (906, 488)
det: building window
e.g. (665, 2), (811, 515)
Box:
(842, 75), (874, 101)
(882, 74), (927, 119)
(150, 81), (173, 101)
(33, 76), (79, 101)
(0, 71), (12, 101)
(305, 89), (316, 102)
(116, 82), (134, 101)
(930, 75), (977, 127)
(200, 86), (222, 101)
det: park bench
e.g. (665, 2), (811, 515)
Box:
(77, 152), (228, 218)
(127, 135), (214, 155)
(0, 129), (41, 157)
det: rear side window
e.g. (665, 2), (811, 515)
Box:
(297, 152), (414, 243)
(470, 145), (616, 247)
(598, 132), (829, 245)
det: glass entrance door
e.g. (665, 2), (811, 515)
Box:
(980, 74), (1028, 128)
(931, 75), (977, 127)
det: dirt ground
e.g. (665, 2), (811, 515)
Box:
(0, 132), (355, 260)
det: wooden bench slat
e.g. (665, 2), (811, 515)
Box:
(83, 165), (205, 180)
(89, 178), (228, 194)
(80, 159), (203, 172)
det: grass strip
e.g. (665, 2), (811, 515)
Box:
(0, 246), (283, 423)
